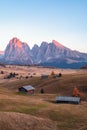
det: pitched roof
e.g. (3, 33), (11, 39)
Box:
(22, 85), (35, 91)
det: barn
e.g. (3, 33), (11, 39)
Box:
(19, 85), (35, 94)
(56, 96), (80, 104)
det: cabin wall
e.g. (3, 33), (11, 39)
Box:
(56, 100), (80, 104)
(19, 87), (35, 94)
(28, 90), (34, 94)
(19, 87), (27, 92)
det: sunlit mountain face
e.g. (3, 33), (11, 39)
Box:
(52, 40), (65, 48)
(3, 37), (32, 65)
(9, 37), (28, 48)
(1, 37), (87, 68)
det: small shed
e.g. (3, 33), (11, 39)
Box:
(41, 74), (49, 79)
(19, 85), (35, 94)
(56, 96), (80, 104)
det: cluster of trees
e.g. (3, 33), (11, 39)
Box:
(0, 71), (4, 74)
(40, 88), (45, 93)
(51, 71), (62, 78)
(4, 72), (18, 79)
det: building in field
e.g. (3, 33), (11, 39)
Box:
(56, 96), (80, 104)
(19, 85), (35, 94)
(41, 74), (49, 79)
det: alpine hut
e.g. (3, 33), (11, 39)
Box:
(19, 85), (35, 94)
(41, 74), (49, 79)
(56, 96), (80, 104)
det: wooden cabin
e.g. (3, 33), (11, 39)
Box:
(19, 85), (35, 94)
(41, 74), (49, 79)
(56, 96), (80, 104)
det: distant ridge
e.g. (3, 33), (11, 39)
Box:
(1, 37), (87, 68)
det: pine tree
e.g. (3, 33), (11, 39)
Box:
(40, 88), (44, 94)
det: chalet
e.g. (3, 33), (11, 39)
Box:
(56, 96), (80, 104)
(19, 85), (35, 94)
(41, 74), (49, 79)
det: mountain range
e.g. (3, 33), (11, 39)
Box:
(0, 37), (87, 68)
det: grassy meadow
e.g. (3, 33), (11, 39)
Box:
(0, 65), (87, 130)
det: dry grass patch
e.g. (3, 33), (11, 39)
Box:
(0, 88), (87, 130)
(0, 66), (87, 130)
(0, 112), (57, 130)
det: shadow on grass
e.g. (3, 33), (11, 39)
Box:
(45, 100), (80, 105)
(45, 100), (57, 104)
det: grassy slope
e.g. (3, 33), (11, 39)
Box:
(0, 89), (87, 130)
(0, 72), (87, 130)
(0, 112), (57, 130)
(1, 73), (87, 100)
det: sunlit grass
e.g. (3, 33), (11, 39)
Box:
(0, 71), (87, 130)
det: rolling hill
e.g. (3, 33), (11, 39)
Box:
(0, 66), (87, 130)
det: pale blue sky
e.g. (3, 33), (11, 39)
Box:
(0, 0), (87, 52)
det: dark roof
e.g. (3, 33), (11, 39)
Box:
(56, 96), (80, 103)
(22, 85), (35, 91)
(41, 74), (49, 76)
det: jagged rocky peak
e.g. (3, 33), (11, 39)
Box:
(32, 44), (39, 49)
(10, 37), (21, 47)
(4, 37), (32, 65)
(9, 37), (28, 48)
(40, 41), (48, 47)
(31, 44), (39, 56)
(10, 37), (20, 43)
(40, 41), (49, 51)
(52, 40), (65, 48)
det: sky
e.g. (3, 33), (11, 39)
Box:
(0, 0), (87, 52)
